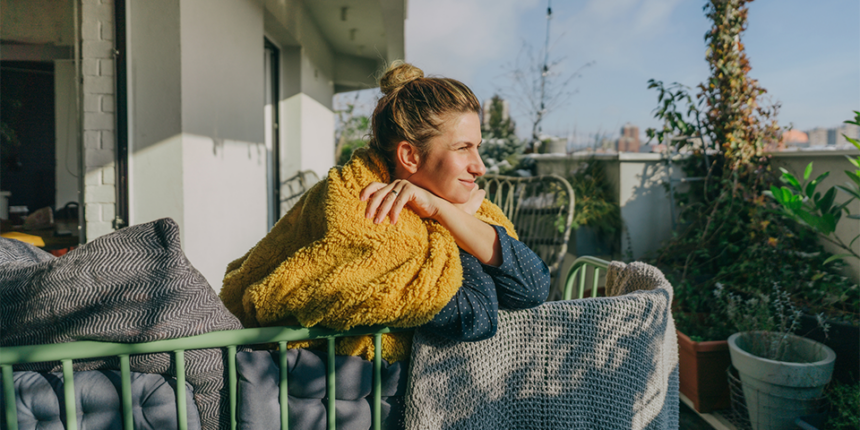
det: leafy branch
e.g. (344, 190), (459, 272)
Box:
(767, 111), (860, 263)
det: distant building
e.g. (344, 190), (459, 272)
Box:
(807, 127), (830, 147)
(616, 123), (640, 153)
(781, 129), (809, 149)
(835, 123), (860, 147)
(804, 124), (859, 148)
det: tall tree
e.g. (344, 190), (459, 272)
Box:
(699, 0), (780, 169)
(480, 95), (522, 168)
(498, 1), (592, 153)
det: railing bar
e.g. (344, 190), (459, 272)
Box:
(2, 364), (18, 430)
(120, 355), (133, 430)
(578, 264), (587, 300)
(279, 341), (289, 430)
(228, 345), (237, 430)
(592, 267), (601, 298)
(373, 334), (382, 430)
(61, 359), (78, 430)
(1, 326), (411, 365)
(175, 350), (188, 430)
(326, 337), (336, 430)
(563, 267), (579, 300)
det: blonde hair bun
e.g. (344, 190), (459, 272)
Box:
(379, 61), (424, 95)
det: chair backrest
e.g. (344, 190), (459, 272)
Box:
(477, 174), (575, 300)
(280, 170), (320, 214)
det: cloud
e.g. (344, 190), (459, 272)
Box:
(406, 0), (540, 82)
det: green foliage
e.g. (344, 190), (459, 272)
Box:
(480, 95), (525, 174)
(334, 100), (370, 166)
(825, 382), (860, 430)
(645, 0), (858, 340)
(562, 160), (621, 245)
(714, 284), (828, 361)
(767, 111), (860, 264)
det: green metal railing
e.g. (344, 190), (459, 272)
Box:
(563, 256), (610, 300)
(1, 325), (407, 430)
(2, 257), (611, 430)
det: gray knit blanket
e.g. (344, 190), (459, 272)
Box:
(404, 261), (679, 430)
(0, 218), (243, 430)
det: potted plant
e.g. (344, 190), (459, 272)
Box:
(718, 285), (836, 430)
(765, 111), (860, 386)
(564, 159), (621, 257)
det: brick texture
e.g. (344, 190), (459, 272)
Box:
(81, 0), (118, 240)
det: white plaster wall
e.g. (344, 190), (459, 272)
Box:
(280, 93), (303, 185)
(533, 153), (681, 260)
(129, 135), (184, 239)
(181, 134), (268, 291)
(299, 93), (335, 179)
(127, 0), (182, 229)
(54, 60), (79, 209)
(279, 92), (335, 182)
(614, 154), (685, 260)
(179, 0), (264, 142)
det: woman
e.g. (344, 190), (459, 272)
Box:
(220, 62), (549, 361)
(362, 61), (550, 341)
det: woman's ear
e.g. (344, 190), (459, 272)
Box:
(395, 141), (420, 174)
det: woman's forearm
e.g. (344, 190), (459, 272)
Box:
(432, 200), (502, 266)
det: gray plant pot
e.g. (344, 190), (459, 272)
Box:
(728, 332), (836, 430)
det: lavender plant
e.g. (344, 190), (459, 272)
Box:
(715, 283), (830, 362)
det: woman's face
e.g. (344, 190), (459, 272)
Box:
(408, 111), (486, 204)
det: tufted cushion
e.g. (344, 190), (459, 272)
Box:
(236, 349), (407, 430)
(0, 370), (200, 430)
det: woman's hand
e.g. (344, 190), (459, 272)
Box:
(360, 180), (442, 224)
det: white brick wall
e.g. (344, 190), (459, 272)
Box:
(81, 0), (117, 241)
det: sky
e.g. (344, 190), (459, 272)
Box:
(385, 0), (860, 145)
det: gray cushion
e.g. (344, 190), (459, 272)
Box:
(236, 349), (406, 430)
(0, 370), (200, 430)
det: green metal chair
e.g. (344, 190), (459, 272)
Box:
(477, 174), (576, 300)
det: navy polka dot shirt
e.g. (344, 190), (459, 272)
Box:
(420, 225), (550, 341)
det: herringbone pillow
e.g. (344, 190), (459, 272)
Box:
(0, 218), (242, 430)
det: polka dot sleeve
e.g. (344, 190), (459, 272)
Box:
(419, 225), (550, 342)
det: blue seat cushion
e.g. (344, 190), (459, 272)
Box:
(1, 370), (200, 430)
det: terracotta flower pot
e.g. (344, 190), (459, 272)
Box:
(677, 329), (732, 413)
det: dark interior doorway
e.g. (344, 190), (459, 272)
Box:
(1, 61), (56, 213)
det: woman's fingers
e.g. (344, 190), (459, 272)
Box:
(389, 185), (411, 224)
(360, 182), (387, 201)
(362, 179), (439, 224)
(363, 180), (402, 223)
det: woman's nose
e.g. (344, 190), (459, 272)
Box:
(470, 151), (487, 177)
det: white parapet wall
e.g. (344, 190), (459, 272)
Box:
(532, 150), (860, 283)
(532, 152), (685, 261)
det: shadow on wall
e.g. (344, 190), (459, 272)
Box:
(621, 160), (682, 261)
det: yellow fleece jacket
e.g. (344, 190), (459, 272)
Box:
(220, 148), (516, 362)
